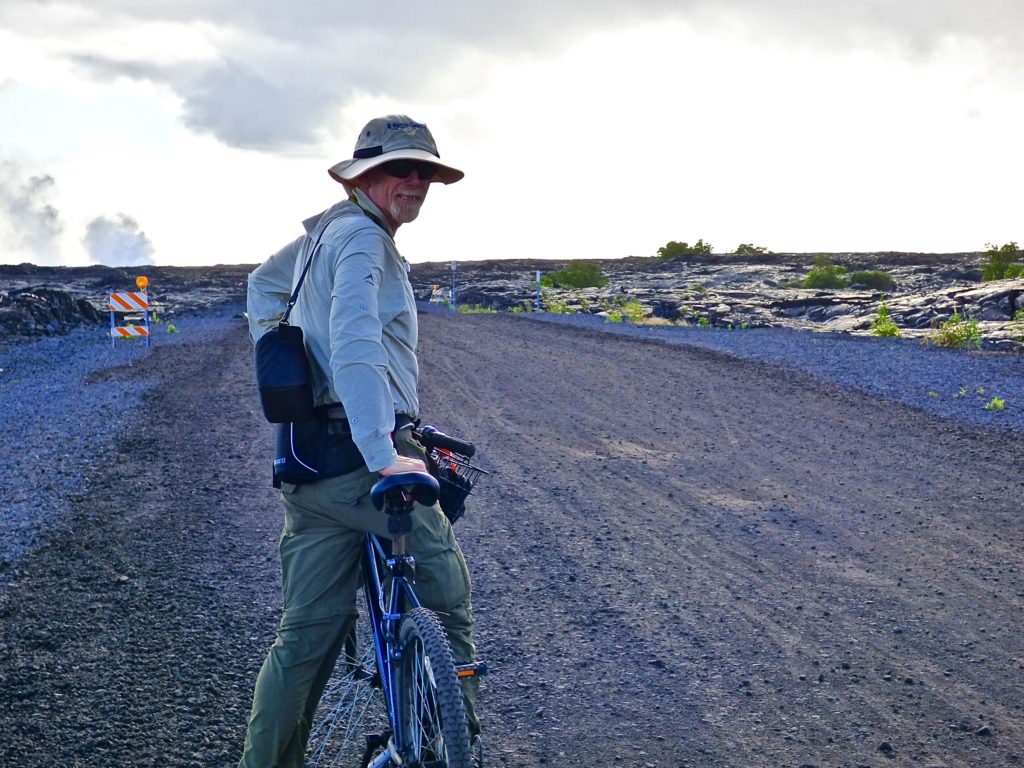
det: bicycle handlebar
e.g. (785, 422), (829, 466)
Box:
(416, 425), (476, 458)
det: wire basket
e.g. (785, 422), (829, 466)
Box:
(428, 448), (488, 524)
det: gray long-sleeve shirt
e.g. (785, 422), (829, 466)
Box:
(247, 192), (419, 471)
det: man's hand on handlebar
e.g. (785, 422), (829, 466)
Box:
(379, 455), (427, 476)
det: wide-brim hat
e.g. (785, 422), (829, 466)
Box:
(328, 115), (464, 187)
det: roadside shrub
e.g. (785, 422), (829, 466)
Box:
(925, 309), (982, 349)
(870, 302), (901, 337)
(733, 243), (770, 256)
(540, 261), (608, 289)
(981, 242), (1021, 281)
(801, 255), (849, 289)
(850, 270), (896, 291)
(657, 239), (713, 260)
(1011, 309), (1024, 342)
(601, 297), (645, 324)
(456, 304), (496, 314)
(541, 289), (575, 314)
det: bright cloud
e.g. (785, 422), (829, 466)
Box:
(0, 0), (1022, 266)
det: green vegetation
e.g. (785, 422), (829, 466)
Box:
(733, 243), (770, 256)
(602, 297), (645, 324)
(657, 239), (713, 260)
(540, 261), (608, 289)
(1011, 309), (1024, 342)
(870, 302), (901, 338)
(985, 395), (1006, 411)
(541, 289), (575, 314)
(697, 316), (711, 328)
(800, 255), (849, 289)
(981, 242), (1022, 281)
(850, 270), (896, 291)
(456, 304), (497, 314)
(925, 309), (982, 349)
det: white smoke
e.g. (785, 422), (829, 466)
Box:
(0, 157), (65, 265)
(83, 214), (156, 267)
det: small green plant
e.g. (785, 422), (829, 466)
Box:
(801, 255), (849, 289)
(166, 323), (179, 334)
(733, 243), (770, 256)
(850, 270), (896, 291)
(621, 299), (645, 324)
(697, 316), (711, 328)
(456, 304), (497, 314)
(928, 391), (938, 398)
(953, 386), (969, 399)
(1009, 308), (1024, 342)
(657, 239), (713, 260)
(984, 395), (1006, 411)
(540, 261), (608, 289)
(981, 242), (1022, 281)
(926, 310), (982, 349)
(600, 297), (644, 324)
(541, 289), (575, 314)
(508, 303), (529, 313)
(870, 302), (902, 338)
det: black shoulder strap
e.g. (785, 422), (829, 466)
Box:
(280, 210), (346, 324)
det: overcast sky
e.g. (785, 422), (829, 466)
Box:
(1, 0), (1022, 267)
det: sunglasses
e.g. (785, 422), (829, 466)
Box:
(380, 160), (439, 181)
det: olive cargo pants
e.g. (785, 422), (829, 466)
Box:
(237, 433), (479, 768)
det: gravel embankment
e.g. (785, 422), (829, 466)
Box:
(0, 303), (247, 572)
(523, 311), (1024, 434)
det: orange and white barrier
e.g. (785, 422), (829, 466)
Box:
(109, 292), (149, 312)
(109, 277), (152, 347)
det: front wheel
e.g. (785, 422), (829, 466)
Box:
(397, 607), (472, 768)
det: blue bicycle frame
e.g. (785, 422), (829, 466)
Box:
(360, 531), (420, 763)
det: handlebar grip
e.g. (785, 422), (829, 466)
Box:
(418, 425), (476, 458)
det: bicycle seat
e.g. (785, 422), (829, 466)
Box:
(370, 471), (440, 510)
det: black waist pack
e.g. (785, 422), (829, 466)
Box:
(255, 322), (315, 423)
(273, 416), (365, 488)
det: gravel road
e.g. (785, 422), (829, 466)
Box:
(1, 308), (1022, 767)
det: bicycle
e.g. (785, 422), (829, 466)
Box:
(306, 426), (488, 768)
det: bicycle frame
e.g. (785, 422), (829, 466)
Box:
(360, 531), (421, 766)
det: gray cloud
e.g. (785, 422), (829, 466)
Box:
(9, 0), (1024, 151)
(0, 157), (65, 265)
(83, 214), (156, 267)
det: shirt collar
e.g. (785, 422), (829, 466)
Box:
(350, 188), (395, 238)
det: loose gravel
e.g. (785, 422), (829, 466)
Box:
(0, 304), (246, 572)
(525, 312), (1024, 434)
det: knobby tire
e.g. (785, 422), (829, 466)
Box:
(397, 607), (473, 768)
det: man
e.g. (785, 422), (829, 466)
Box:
(240, 115), (479, 767)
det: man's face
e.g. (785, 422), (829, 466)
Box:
(358, 161), (436, 231)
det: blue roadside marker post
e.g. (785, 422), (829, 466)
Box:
(450, 260), (457, 313)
